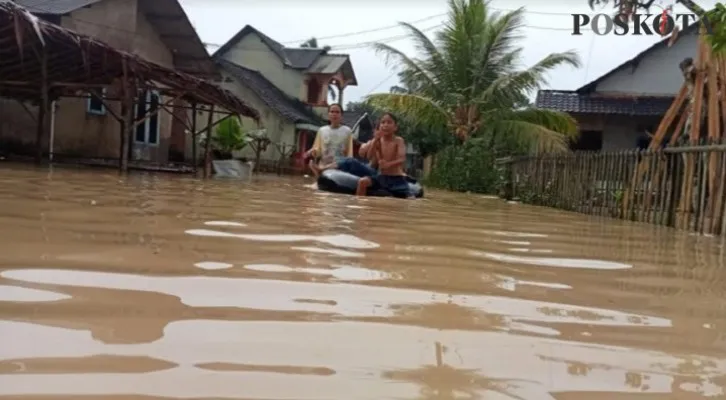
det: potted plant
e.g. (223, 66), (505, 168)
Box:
(208, 116), (249, 160)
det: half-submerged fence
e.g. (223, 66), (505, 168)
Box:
(499, 144), (726, 236)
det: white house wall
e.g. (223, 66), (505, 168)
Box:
(592, 33), (697, 95)
(219, 33), (304, 101)
(214, 72), (297, 160)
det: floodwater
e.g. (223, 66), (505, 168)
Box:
(0, 164), (725, 400)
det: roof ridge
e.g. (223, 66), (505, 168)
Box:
(216, 59), (322, 125)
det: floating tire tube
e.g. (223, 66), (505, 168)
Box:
(316, 169), (424, 198)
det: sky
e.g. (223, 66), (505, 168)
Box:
(179, 0), (719, 105)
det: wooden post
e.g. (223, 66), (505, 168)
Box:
(35, 48), (49, 165)
(203, 105), (215, 178)
(191, 102), (197, 172)
(120, 79), (135, 172)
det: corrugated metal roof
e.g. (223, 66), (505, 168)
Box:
(13, 0), (102, 14)
(536, 90), (674, 116)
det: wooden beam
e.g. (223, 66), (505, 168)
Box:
(132, 94), (184, 128)
(35, 48), (49, 165)
(90, 91), (122, 122)
(204, 105), (215, 178)
(191, 102), (198, 172)
(120, 60), (134, 172)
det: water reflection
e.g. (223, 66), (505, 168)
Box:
(0, 320), (723, 398)
(0, 166), (726, 398)
(1, 269), (672, 329)
(472, 252), (633, 270)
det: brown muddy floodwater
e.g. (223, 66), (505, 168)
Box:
(0, 164), (725, 399)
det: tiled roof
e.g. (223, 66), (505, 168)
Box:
(213, 26), (356, 83)
(308, 54), (348, 74)
(535, 90), (674, 116)
(284, 48), (325, 69)
(14, 0), (102, 14)
(217, 60), (322, 125)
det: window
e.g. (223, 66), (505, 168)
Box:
(86, 88), (106, 115)
(134, 90), (160, 146)
(570, 130), (603, 151)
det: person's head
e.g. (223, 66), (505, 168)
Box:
(328, 103), (343, 127)
(378, 112), (398, 137)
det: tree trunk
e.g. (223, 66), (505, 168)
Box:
(677, 0), (706, 16)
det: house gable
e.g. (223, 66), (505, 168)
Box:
(213, 25), (290, 66)
(17, 0), (216, 77)
(134, 7), (174, 68)
(579, 26), (698, 96)
(216, 30), (304, 100)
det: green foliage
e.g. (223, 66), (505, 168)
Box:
(705, 4), (726, 54)
(426, 139), (502, 193)
(346, 101), (455, 157)
(363, 0), (581, 153)
(213, 117), (248, 157)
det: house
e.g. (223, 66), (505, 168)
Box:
(0, 0), (219, 164)
(535, 28), (697, 151)
(212, 25), (358, 168)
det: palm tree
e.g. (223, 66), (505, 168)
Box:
(301, 37), (338, 102)
(364, 0), (582, 153)
(587, 0), (704, 16)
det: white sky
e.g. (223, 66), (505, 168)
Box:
(179, 0), (719, 104)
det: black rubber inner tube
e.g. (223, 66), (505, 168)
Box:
(317, 169), (424, 198)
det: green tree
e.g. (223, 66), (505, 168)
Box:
(346, 101), (453, 157)
(301, 37), (338, 101)
(364, 0), (582, 154)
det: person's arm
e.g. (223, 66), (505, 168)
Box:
(359, 139), (373, 158)
(305, 130), (322, 158)
(380, 137), (407, 169)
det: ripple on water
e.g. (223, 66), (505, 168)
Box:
(483, 230), (548, 238)
(203, 221), (247, 227)
(0, 269), (670, 328)
(184, 229), (379, 249)
(0, 319), (721, 398)
(0, 285), (71, 302)
(472, 251), (632, 270)
(244, 264), (388, 281)
(494, 276), (573, 292)
(193, 261), (234, 270)
(509, 248), (553, 254)
(291, 246), (365, 258)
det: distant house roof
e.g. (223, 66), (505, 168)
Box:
(284, 48), (326, 69)
(308, 54), (357, 85)
(535, 90), (674, 116)
(217, 60), (322, 125)
(213, 25), (292, 66)
(578, 23), (699, 93)
(14, 0), (101, 14)
(213, 25), (357, 84)
(14, 0), (217, 78)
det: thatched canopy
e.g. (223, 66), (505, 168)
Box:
(0, 0), (260, 121)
